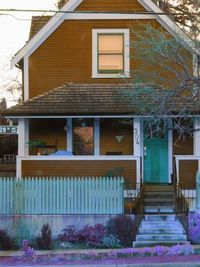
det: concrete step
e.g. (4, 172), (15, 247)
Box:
(138, 228), (185, 234)
(136, 234), (187, 242)
(144, 214), (176, 221)
(133, 240), (190, 247)
(141, 220), (181, 228)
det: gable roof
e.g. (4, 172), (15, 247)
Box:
(11, 0), (199, 68)
(3, 83), (200, 117)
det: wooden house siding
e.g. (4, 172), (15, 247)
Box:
(21, 160), (136, 184)
(28, 19), (159, 98)
(100, 119), (133, 155)
(75, 0), (146, 12)
(173, 131), (195, 188)
(179, 160), (198, 189)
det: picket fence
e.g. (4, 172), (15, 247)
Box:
(0, 177), (124, 215)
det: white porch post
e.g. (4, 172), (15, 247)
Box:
(194, 117), (200, 157)
(94, 118), (100, 155)
(17, 118), (29, 178)
(194, 117), (200, 211)
(67, 118), (73, 152)
(133, 118), (141, 184)
(18, 118), (29, 156)
(168, 119), (173, 183)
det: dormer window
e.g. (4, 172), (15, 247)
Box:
(92, 29), (130, 78)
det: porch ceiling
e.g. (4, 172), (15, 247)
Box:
(3, 83), (200, 117)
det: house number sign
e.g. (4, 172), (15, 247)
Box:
(134, 128), (140, 145)
(0, 125), (18, 134)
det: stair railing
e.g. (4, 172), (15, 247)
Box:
(133, 183), (145, 231)
(174, 182), (189, 235)
(123, 182), (145, 230)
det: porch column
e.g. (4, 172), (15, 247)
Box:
(168, 119), (173, 183)
(67, 118), (73, 152)
(194, 117), (200, 211)
(17, 118), (29, 179)
(194, 117), (200, 158)
(133, 118), (141, 184)
(94, 118), (100, 155)
(18, 118), (29, 156)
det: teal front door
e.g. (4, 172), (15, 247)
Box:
(144, 134), (168, 184)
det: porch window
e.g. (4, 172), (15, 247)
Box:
(92, 29), (130, 78)
(73, 119), (94, 155)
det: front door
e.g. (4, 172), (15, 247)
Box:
(144, 125), (168, 184)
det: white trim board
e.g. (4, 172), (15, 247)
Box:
(11, 0), (199, 68)
(6, 115), (200, 119)
(92, 29), (130, 78)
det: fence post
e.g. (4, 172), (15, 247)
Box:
(196, 171), (200, 211)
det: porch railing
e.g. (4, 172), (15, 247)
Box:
(0, 176), (124, 215)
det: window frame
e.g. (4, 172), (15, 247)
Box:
(92, 29), (130, 78)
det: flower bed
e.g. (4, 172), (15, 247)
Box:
(5, 242), (194, 265)
(0, 241), (198, 266)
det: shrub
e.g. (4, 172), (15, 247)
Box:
(188, 212), (200, 244)
(36, 224), (52, 250)
(58, 225), (80, 243)
(0, 229), (13, 250)
(58, 224), (107, 248)
(101, 233), (121, 248)
(79, 224), (107, 247)
(106, 215), (136, 247)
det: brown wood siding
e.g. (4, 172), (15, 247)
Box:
(179, 160), (198, 189)
(28, 19), (162, 98)
(173, 131), (193, 155)
(22, 160), (136, 184)
(29, 119), (66, 154)
(76, 0), (146, 12)
(173, 131), (194, 189)
(100, 119), (133, 155)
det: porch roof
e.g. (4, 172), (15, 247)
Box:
(3, 83), (200, 117)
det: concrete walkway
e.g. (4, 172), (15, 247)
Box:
(2, 263), (200, 267)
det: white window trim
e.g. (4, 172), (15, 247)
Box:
(92, 29), (130, 78)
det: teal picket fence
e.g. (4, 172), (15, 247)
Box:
(0, 177), (124, 215)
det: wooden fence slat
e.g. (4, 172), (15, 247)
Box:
(0, 176), (124, 215)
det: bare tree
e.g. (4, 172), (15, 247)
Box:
(153, 0), (200, 38)
(56, 0), (68, 9)
(0, 98), (7, 125)
(128, 23), (200, 137)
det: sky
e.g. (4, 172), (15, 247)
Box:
(0, 0), (58, 106)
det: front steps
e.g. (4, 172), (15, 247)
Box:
(133, 185), (189, 247)
(134, 214), (188, 247)
(144, 185), (175, 213)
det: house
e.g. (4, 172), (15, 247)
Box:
(2, 0), (200, 243)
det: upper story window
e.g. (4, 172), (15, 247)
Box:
(92, 29), (130, 78)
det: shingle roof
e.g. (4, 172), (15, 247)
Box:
(29, 16), (52, 40)
(3, 84), (200, 117)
